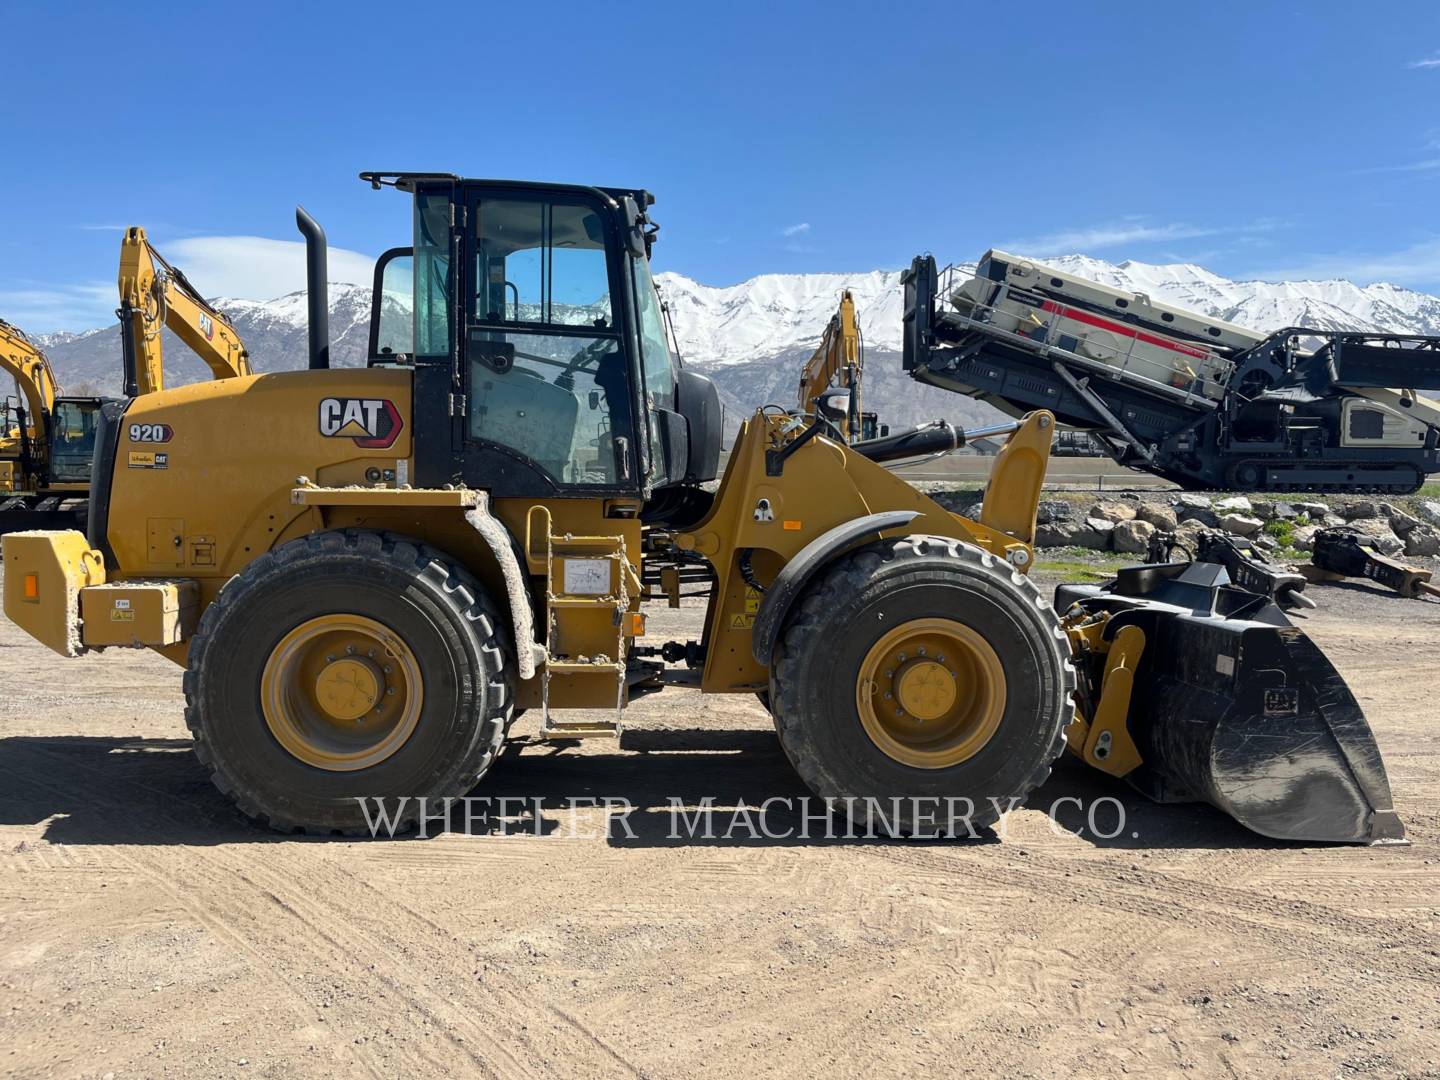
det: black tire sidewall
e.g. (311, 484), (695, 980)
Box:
(777, 543), (1069, 825)
(196, 542), (496, 827)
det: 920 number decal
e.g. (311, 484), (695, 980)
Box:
(129, 423), (173, 443)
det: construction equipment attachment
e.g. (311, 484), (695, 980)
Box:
(1305, 528), (1440, 601)
(1058, 549), (1406, 844)
(902, 251), (1440, 494)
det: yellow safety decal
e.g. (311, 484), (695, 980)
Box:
(729, 613), (755, 630)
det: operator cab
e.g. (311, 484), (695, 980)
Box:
(48, 397), (106, 484)
(351, 172), (722, 502)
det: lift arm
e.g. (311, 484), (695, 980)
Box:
(796, 290), (864, 441)
(117, 227), (252, 396)
(0, 317), (59, 466)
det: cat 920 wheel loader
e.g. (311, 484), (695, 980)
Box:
(0, 172), (1404, 843)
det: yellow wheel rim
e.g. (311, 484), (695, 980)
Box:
(855, 617), (1007, 769)
(260, 614), (423, 772)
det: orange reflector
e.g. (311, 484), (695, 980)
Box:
(23, 573), (38, 599)
(627, 612), (646, 637)
(782, 520), (802, 531)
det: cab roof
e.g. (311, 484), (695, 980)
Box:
(358, 171), (654, 209)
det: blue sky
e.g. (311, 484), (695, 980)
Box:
(3, 0), (1438, 331)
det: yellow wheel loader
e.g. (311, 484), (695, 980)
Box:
(0, 173), (1405, 843)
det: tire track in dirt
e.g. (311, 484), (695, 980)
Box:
(3, 751), (495, 1075)
(0, 757), (391, 1078)
(8, 741), (642, 1079)
(856, 843), (1437, 985)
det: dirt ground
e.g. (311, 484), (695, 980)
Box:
(2, 566), (1439, 1080)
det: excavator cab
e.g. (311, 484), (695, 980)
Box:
(357, 173), (723, 501)
(47, 397), (105, 485)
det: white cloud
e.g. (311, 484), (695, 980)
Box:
(0, 282), (118, 335)
(1353, 156), (1440, 174)
(1247, 237), (1440, 288)
(1, 235), (375, 334)
(163, 235), (375, 300)
(1006, 218), (1287, 259)
(1408, 55), (1440, 69)
(780, 222), (811, 237)
(1006, 220), (1220, 256)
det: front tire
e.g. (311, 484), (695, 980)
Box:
(771, 536), (1074, 836)
(184, 530), (513, 834)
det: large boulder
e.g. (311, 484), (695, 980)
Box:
(1036, 520), (1111, 550)
(1112, 518), (1156, 555)
(1084, 517), (1117, 550)
(1344, 519), (1404, 556)
(1291, 524), (1321, 552)
(1177, 506), (1221, 528)
(1174, 493), (1212, 511)
(1404, 525), (1440, 558)
(1386, 505), (1424, 536)
(1418, 500), (1440, 528)
(1036, 499), (1074, 525)
(1342, 501), (1380, 521)
(1220, 514), (1264, 537)
(1294, 501), (1330, 519)
(1087, 501), (1137, 524)
(1136, 503), (1178, 530)
(1214, 495), (1253, 514)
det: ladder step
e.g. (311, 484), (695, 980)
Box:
(546, 660), (625, 674)
(540, 720), (619, 740)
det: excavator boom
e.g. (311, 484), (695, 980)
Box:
(117, 227), (252, 396)
(796, 290), (865, 441)
(0, 316), (59, 446)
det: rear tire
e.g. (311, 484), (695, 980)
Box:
(184, 529), (513, 834)
(771, 536), (1074, 836)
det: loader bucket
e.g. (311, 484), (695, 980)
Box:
(1057, 563), (1406, 844)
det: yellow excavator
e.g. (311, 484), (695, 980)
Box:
(117, 226), (252, 396)
(0, 230), (252, 532)
(1, 173), (1405, 845)
(795, 289), (886, 442)
(0, 317), (103, 529)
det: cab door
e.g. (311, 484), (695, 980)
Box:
(456, 188), (643, 496)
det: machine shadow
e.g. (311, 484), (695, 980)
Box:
(1, 731), (1287, 852)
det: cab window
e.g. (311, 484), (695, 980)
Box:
(413, 193), (452, 357)
(632, 255), (676, 480)
(465, 197), (632, 487)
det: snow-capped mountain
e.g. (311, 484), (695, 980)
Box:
(32, 255), (1440, 432)
(654, 257), (1440, 365)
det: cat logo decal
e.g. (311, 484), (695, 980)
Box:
(318, 397), (404, 449)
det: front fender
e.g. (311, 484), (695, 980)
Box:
(749, 510), (919, 666)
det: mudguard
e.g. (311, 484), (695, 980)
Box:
(750, 510), (919, 665)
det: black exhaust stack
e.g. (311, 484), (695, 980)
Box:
(295, 206), (330, 370)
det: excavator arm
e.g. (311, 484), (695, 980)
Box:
(796, 290), (863, 441)
(0, 317), (59, 468)
(117, 227), (252, 396)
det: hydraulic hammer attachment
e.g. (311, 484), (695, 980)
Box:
(1306, 528), (1440, 602)
(1058, 556), (1405, 845)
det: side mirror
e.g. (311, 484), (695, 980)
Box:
(621, 196), (648, 258)
(816, 386), (851, 423)
(657, 408), (690, 482)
